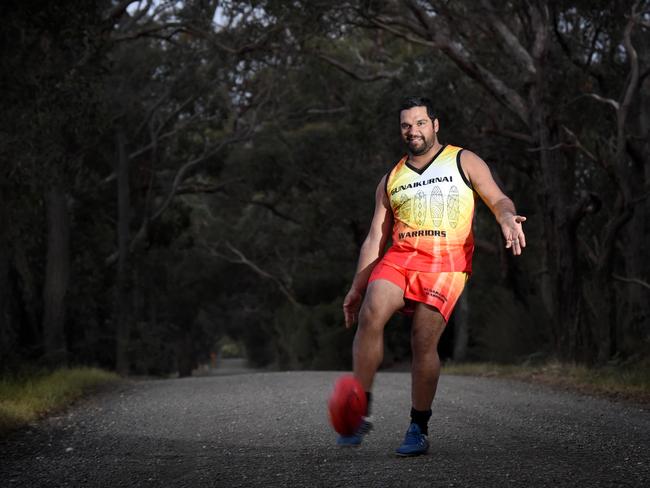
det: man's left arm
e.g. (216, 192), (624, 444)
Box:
(460, 150), (527, 256)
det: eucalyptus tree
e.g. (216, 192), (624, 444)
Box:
(102, 0), (301, 373)
(306, 0), (650, 363)
(0, 0), (118, 367)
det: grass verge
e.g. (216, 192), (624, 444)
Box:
(0, 367), (120, 436)
(443, 360), (650, 407)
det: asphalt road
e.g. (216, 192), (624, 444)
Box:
(1, 369), (648, 487)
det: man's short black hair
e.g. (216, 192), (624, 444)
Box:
(399, 96), (436, 121)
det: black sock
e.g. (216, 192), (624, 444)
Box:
(410, 407), (432, 435)
(365, 392), (372, 416)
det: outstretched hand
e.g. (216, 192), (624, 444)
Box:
(342, 288), (363, 328)
(501, 214), (527, 255)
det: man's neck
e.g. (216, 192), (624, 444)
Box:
(408, 142), (443, 168)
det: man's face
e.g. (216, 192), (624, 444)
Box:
(400, 106), (438, 156)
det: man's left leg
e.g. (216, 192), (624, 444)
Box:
(396, 303), (446, 456)
(411, 303), (446, 412)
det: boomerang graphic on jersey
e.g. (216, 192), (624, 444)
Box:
(414, 190), (426, 226)
(430, 185), (444, 228)
(447, 185), (459, 229)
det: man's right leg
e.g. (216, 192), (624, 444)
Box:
(337, 279), (404, 446)
(353, 279), (406, 392)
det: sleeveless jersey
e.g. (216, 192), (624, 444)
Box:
(383, 144), (475, 273)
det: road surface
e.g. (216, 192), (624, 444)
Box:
(1, 370), (648, 487)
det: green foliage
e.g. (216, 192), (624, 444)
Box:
(271, 301), (354, 370)
(219, 339), (243, 359)
(1, 0), (647, 374)
(444, 358), (650, 404)
(0, 367), (119, 435)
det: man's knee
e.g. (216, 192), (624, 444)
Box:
(358, 300), (388, 331)
(357, 280), (404, 330)
(411, 332), (438, 358)
(411, 309), (446, 355)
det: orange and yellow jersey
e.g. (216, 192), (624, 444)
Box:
(383, 144), (475, 273)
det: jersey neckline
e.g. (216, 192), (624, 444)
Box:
(404, 144), (447, 175)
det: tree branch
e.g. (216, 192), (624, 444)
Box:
(111, 23), (189, 43)
(578, 236), (599, 266)
(238, 199), (302, 226)
(585, 92), (620, 111)
(104, 130), (249, 266)
(305, 106), (348, 115)
(368, 11), (530, 124)
(612, 274), (650, 291)
(148, 135), (243, 229)
(128, 110), (212, 160)
(561, 126), (600, 164)
(530, 3), (549, 61)
(616, 2), (642, 169)
(480, 0), (536, 76)
(211, 242), (300, 306)
(366, 17), (437, 49)
(482, 123), (535, 144)
(176, 179), (242, 195)
(568, 191), (602, 230)
(104, 0), (141, 24)
(317, 53), (400, 82)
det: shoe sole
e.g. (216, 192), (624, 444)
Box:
(395, 446), (429, 457)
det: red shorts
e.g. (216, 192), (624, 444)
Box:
(368, 260), (468, 322)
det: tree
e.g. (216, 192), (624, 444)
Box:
(315, 0), (650, 363)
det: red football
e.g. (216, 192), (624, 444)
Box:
(328, 374), (367, 436)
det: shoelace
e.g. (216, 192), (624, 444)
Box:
(356, 417), (373, 435)
(405, 426), (427, 445)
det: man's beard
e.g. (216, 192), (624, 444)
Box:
(406, 135), (434, 156)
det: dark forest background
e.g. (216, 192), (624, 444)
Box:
(1, 0), (648, 376)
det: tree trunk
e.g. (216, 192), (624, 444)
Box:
(115, 130), (131, 375)
(621, 208), (648, 354)
(528, 27), (581, 360)
(42, 184), (70, 366)
(176, 328), (194, 377)
(14, 245), (40, 345)
(0, 202), (16, 370)
(621, 83), (650, 355)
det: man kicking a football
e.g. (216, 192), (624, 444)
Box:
(340, 96), (526, 456)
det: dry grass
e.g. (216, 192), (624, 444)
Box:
(444, 359), (650, 407)
(0, 367), (120, 435)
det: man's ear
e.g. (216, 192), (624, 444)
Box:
(433, 118), (439, 133)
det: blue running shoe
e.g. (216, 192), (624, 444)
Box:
(395, 423), (429, 456)
(336, 417), (373, 446)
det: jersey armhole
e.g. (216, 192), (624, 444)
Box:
(383, 171), (390, 199)
(456, 149), (474, 191)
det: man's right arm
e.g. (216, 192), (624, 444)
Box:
(343, 175), (393, 328)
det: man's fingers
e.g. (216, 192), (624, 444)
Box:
(343, 311), (356, 329)
(507, 238), (517, 254)
(505, 235), (525, 255)
(343, 289), (362, 327)
(343, 302), (358, 328)
(503, 215), (526, 255)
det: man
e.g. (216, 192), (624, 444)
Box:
(340, 96), (526, 456)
